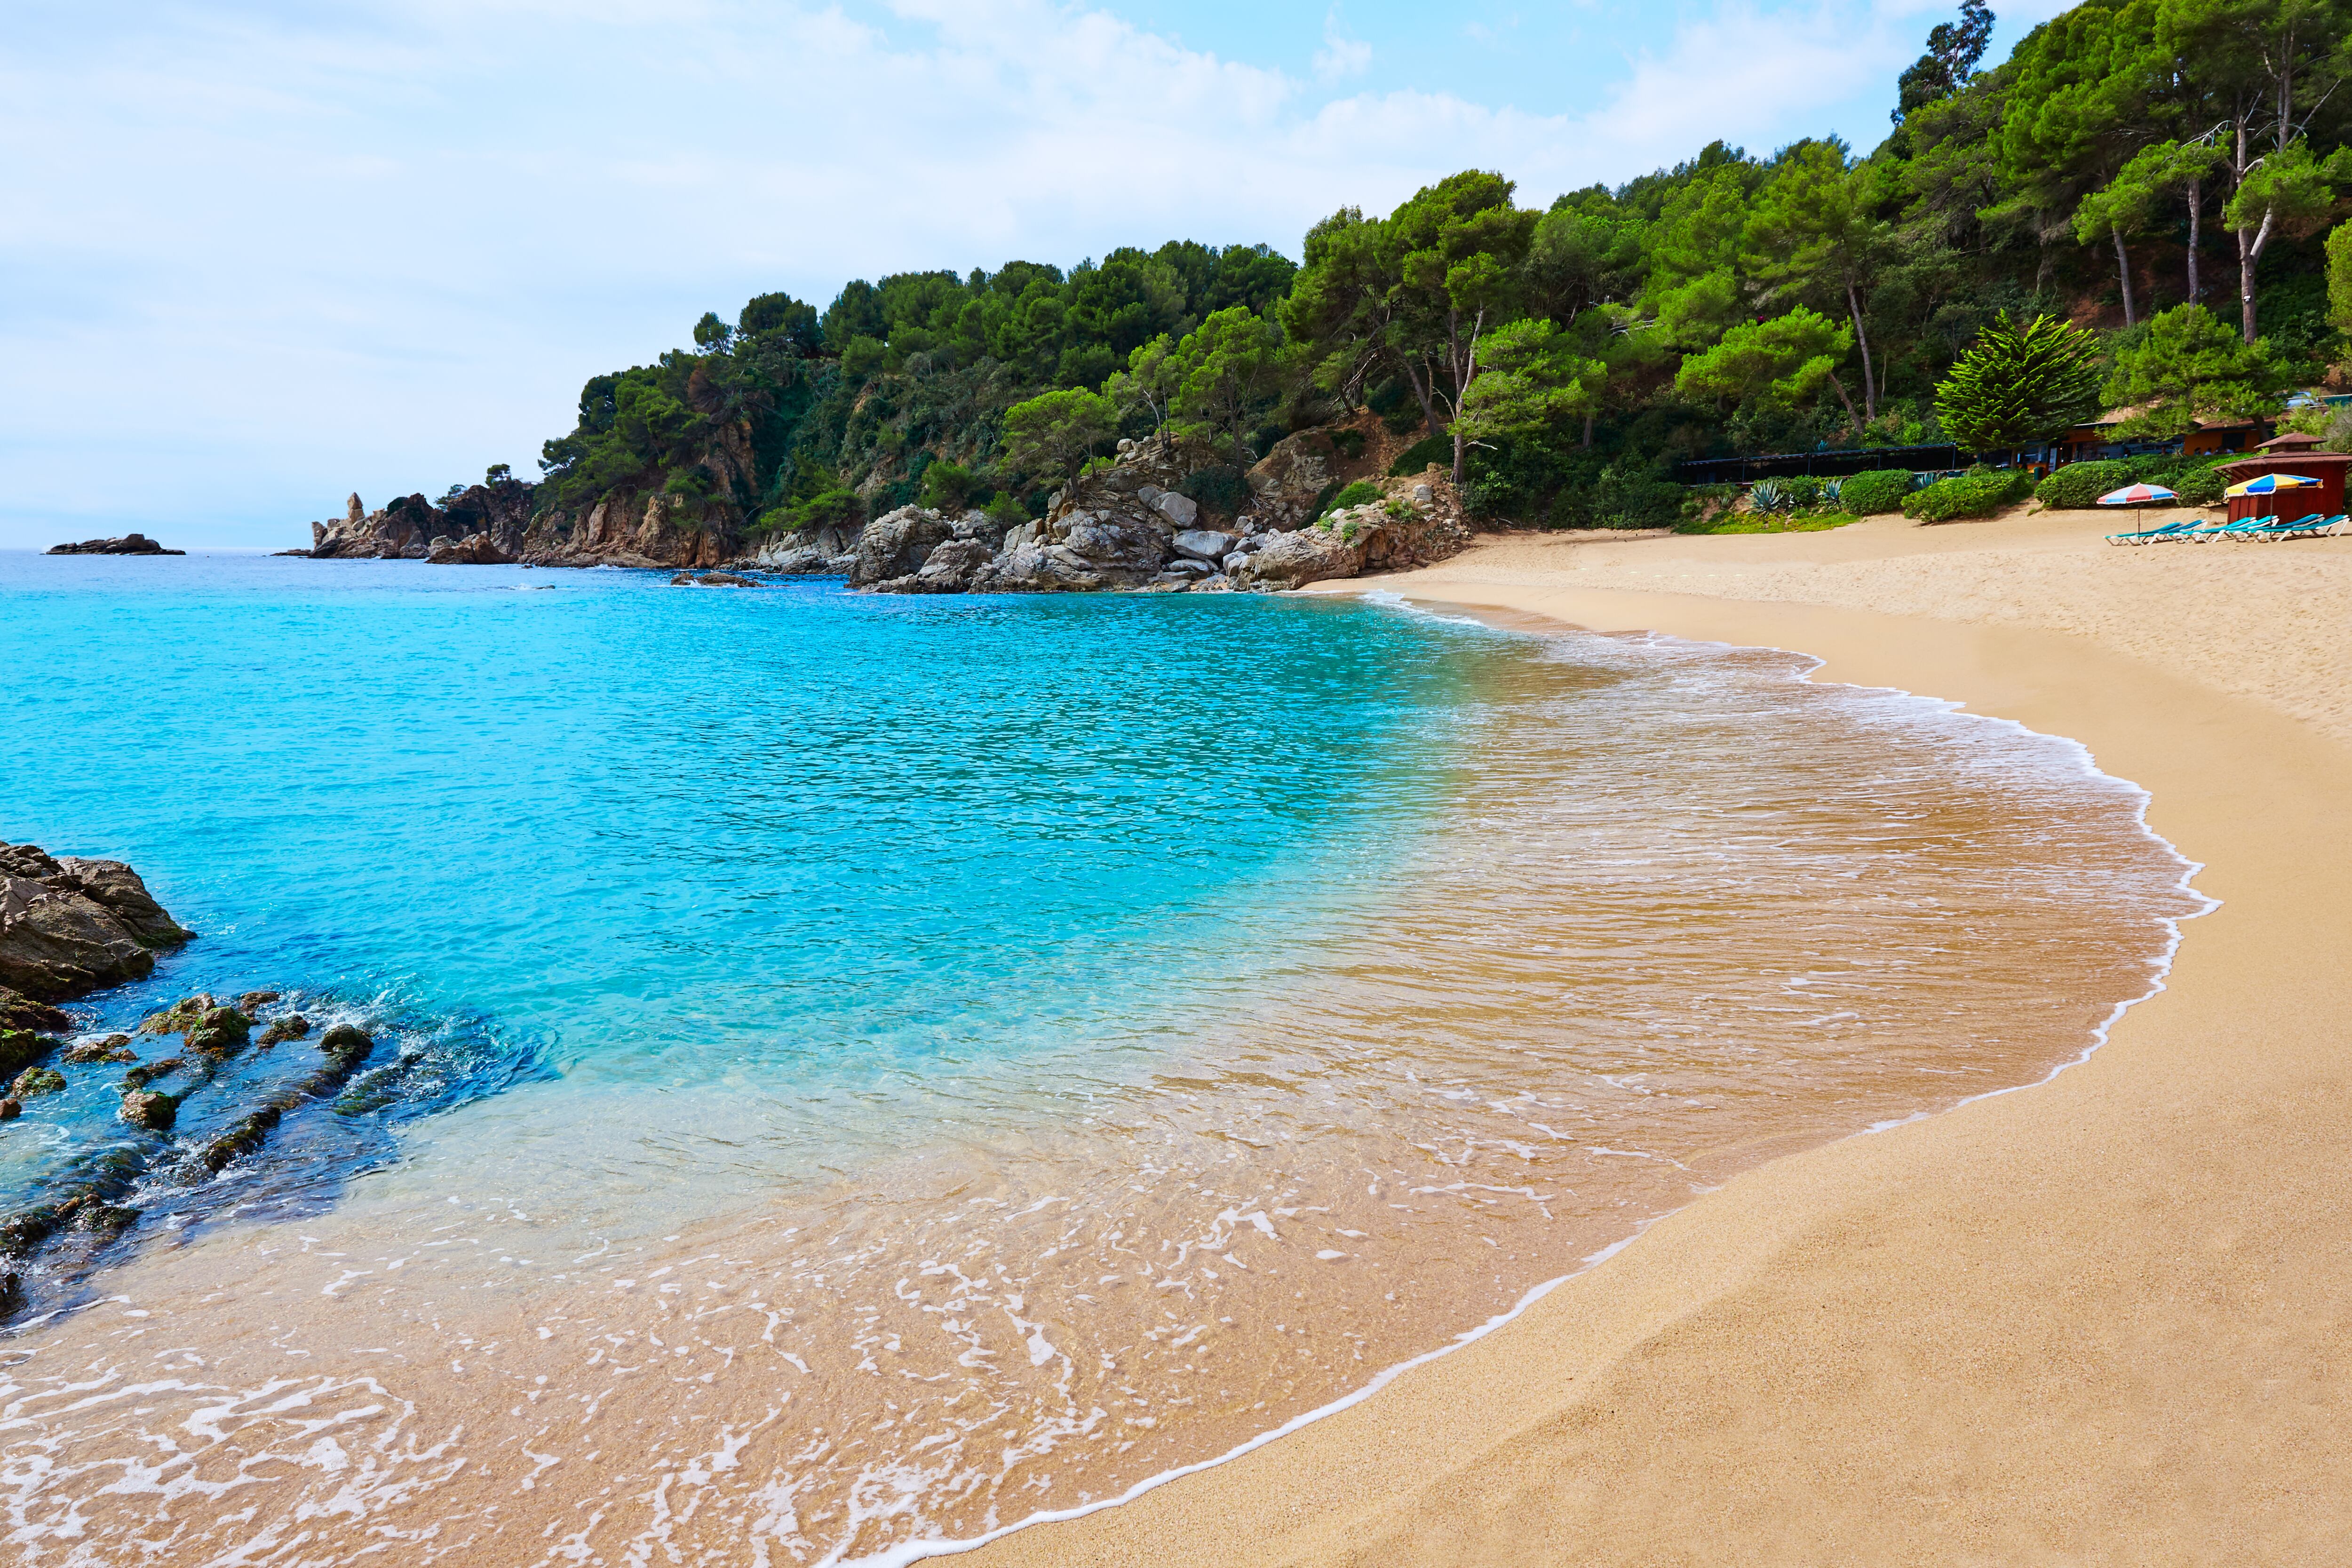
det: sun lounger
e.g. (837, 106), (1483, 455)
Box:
(2105, 519), (2200, 545)
(2186, 516), (2289, 541)
(2249, 512), (2344, 540)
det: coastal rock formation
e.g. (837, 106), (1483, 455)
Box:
(669, 571), (760, 587)
(1229, 486), (1469, 591)
(428, 533), (514, 565)
(0, 845), (191, 1002)
(46, 533), (184, 557)
(849, 508), (955, 586)
(286, 422), (1468, 589)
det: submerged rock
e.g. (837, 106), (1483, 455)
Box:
(236, 990), (280, 1012)
(258, 1013), (310, 1046)
(62, 1035), (136, 1065)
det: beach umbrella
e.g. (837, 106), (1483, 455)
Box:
(2097, 483), (2177, 513)
(2222, 472), (2321, 497)
(2223, 470), (2321, 519)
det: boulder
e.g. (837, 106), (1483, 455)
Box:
(319, 1023), (374, 1070)
(871, 537), (996, 595)
(0, 1101), (17, 1122)
(760, 546), (847, 574)
(0, 989), (71, 1039)
(53, 858), (191, 949)
(426, 532), (514, 566)
(62, 1035), (136, 1065)
(184, 1006), (252, 1055)
(1171, 529), (1239, 564)
(119, 1090), (178, 1133)
(45, 533), (184, 557)
(849, 507), (953, 587)
(258, 1014), (310, 1046)
(1151, 491), (1200, 528)
(1227, 519), (1367, 591)
(0, 870), (159, 1001)
(670, 571), (759, 587)
(9, 1067), (63, 1099)
(236, 990), (280, 1012)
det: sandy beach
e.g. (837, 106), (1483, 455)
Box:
(965, 506), (2352, 1566)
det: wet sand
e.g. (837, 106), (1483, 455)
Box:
(966, 508), (2352, 1566)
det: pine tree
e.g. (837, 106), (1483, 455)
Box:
(1932, 312), (2104, 453)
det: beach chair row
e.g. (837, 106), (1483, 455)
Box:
(2106, 513), (2346, 546)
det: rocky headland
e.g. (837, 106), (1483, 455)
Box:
(755, 432), (1469, 595)
(46, 533), (183, 556)
(293, 427), (1470, 593)
(0, 843), (381, 1316)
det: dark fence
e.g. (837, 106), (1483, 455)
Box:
(1674, 443), (1965, 485)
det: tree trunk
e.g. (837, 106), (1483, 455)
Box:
(1581, 413), (1594, 449)
(1451, 430), (1467, 487)
(1825, 371), (1863, 440)
(1844, 277), (1876, 422)
(1399, 357), (1440, 435)
(2112, 227), (2137, 326)
(2186, 176), (2202, 303)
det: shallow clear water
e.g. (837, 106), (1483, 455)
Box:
(0, 552), (2204, 1565)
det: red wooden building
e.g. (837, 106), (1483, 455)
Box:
(2217, 433), (2352, 524)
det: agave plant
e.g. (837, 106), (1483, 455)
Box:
(1748, 479), (1794, 513)
(1820, 478), (1843, 504)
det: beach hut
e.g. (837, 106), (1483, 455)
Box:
(2217, 451), (2352, 524)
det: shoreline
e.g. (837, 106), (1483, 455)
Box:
(960, 517), (2352, 1565)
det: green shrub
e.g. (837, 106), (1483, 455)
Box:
(1177, 463), (1248, 515)
(1388, 434), (1453, 477)
(2034, 459), (2134, 510)
(1325, 480), (1382, 513)
(1903, 467), (2034, 523)
(2036, 455), (2229, 510)
(1330, 428), (1367, 459)
(918, 461), (977, 512)
(1840, 468), (1918, 516)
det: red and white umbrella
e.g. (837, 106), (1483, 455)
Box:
(2096, 483), (2178, 507)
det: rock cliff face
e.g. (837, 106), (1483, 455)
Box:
(0, 844), (191, 1003)
(300, 476), (744, 570)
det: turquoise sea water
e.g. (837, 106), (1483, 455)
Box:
(0, 550), (2209, 1565)
(0, 552), (1477, 1238)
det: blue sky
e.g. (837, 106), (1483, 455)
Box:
(2, 0), (2072, 549)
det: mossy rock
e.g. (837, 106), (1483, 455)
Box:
(258, 1014), (311, 1047)
(9, 1068), (64, 1100)
(0, 1029), (52, 1080)
(184, 1007), (253, 1055)
(319, 1023), (374, 1070)
(119, 1090), (179, 1132)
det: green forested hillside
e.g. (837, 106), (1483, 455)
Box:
(507, 0), (2352, 537)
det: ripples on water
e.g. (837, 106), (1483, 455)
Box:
(0, 554), (2202, 1564)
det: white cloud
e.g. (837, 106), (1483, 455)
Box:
(1314, 5), (1373, 81)
(0, 0), (2000, 547)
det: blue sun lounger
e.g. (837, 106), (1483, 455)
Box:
(2188, 515), (2297, 541)
(2104, 519), (2200, 545)
(2248, 511), (2344, 540)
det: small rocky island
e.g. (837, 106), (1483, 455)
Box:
(46, 533), (184, 556)
(0, 843), (377, 1314)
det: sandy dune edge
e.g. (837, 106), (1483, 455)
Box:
(964, 513), (2352, 1566)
